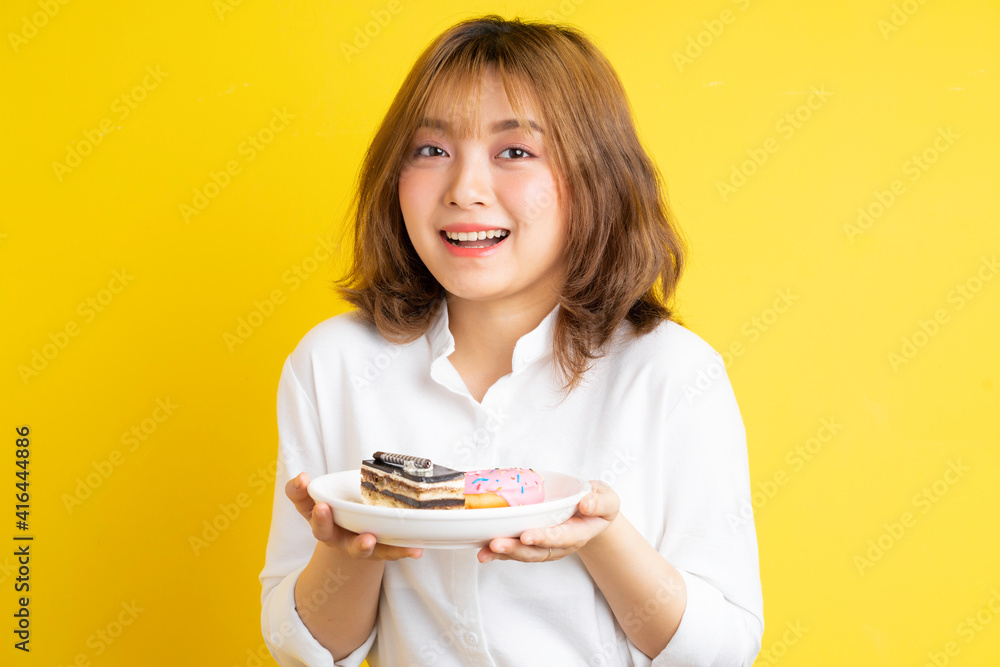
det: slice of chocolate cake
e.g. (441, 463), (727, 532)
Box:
(361, 451), (465, 510)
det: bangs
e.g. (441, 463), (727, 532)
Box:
(407, 47), (542, 142)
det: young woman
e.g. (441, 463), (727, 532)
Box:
(260, 15), (763, 666)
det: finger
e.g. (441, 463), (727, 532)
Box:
(347, 533), (421, 561)
(478, 538), (515, 563)
(285, 471), (311, 499)
(372, 543), (423, 561)
(478, 547), (512, 563)
(520, 516), (590, 548)
(309, 501), (337, 543)
(579, 480), (620, 519)
(488, 537), (519, 555)
(346, 532), (378, 559)
(284, 472), (316, 518)
(483, 538), (555, 563)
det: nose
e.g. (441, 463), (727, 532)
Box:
(444, 154), (492, 209)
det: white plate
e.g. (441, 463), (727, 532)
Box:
(307, 469), (591, 549)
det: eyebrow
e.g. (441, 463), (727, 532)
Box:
(419, 117), (544, 134)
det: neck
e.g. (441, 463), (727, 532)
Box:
(445, 293), (558, 370)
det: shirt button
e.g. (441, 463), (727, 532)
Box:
(465, 632), (479, 646)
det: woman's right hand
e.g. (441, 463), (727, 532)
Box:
(285, 471), (423, 561)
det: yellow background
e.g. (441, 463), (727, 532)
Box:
(2, 0), (998, 665)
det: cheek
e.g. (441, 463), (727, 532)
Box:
(397, 174), (422, 241)
(397, 172), (420, 218)
(399, 167), (438, 205)
(502, 172), (560, 224)
(397, 177), (426, 243)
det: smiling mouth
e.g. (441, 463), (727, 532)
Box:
(442, 229), (509, 248)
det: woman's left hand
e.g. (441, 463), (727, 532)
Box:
(477, 480), (620, 563)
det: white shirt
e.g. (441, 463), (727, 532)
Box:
(259, 299), (764, 666)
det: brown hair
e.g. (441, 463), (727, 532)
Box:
(335, 14), (685, 393)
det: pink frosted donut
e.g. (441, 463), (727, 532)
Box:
(464, 468), (545, 508)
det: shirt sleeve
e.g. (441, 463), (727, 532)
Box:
(258, 358), (376, 667)
(651, 348), (765, 667)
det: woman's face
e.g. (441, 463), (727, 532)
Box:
(398, 70), (569, 310)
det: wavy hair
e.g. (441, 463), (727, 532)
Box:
(335, 15), (686, 393)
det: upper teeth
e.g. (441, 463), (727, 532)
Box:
(445, 230), (509, 241)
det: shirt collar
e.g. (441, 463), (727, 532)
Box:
(426, 298), (560, 375)
(426, 299), (456, 361)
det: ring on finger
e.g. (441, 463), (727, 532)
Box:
(544, 547), (553, 561)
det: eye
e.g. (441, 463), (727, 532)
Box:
(415, 145), (447, 157)
(498, 147), (533, 159)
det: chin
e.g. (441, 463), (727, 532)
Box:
(444, 287), (504, 302)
